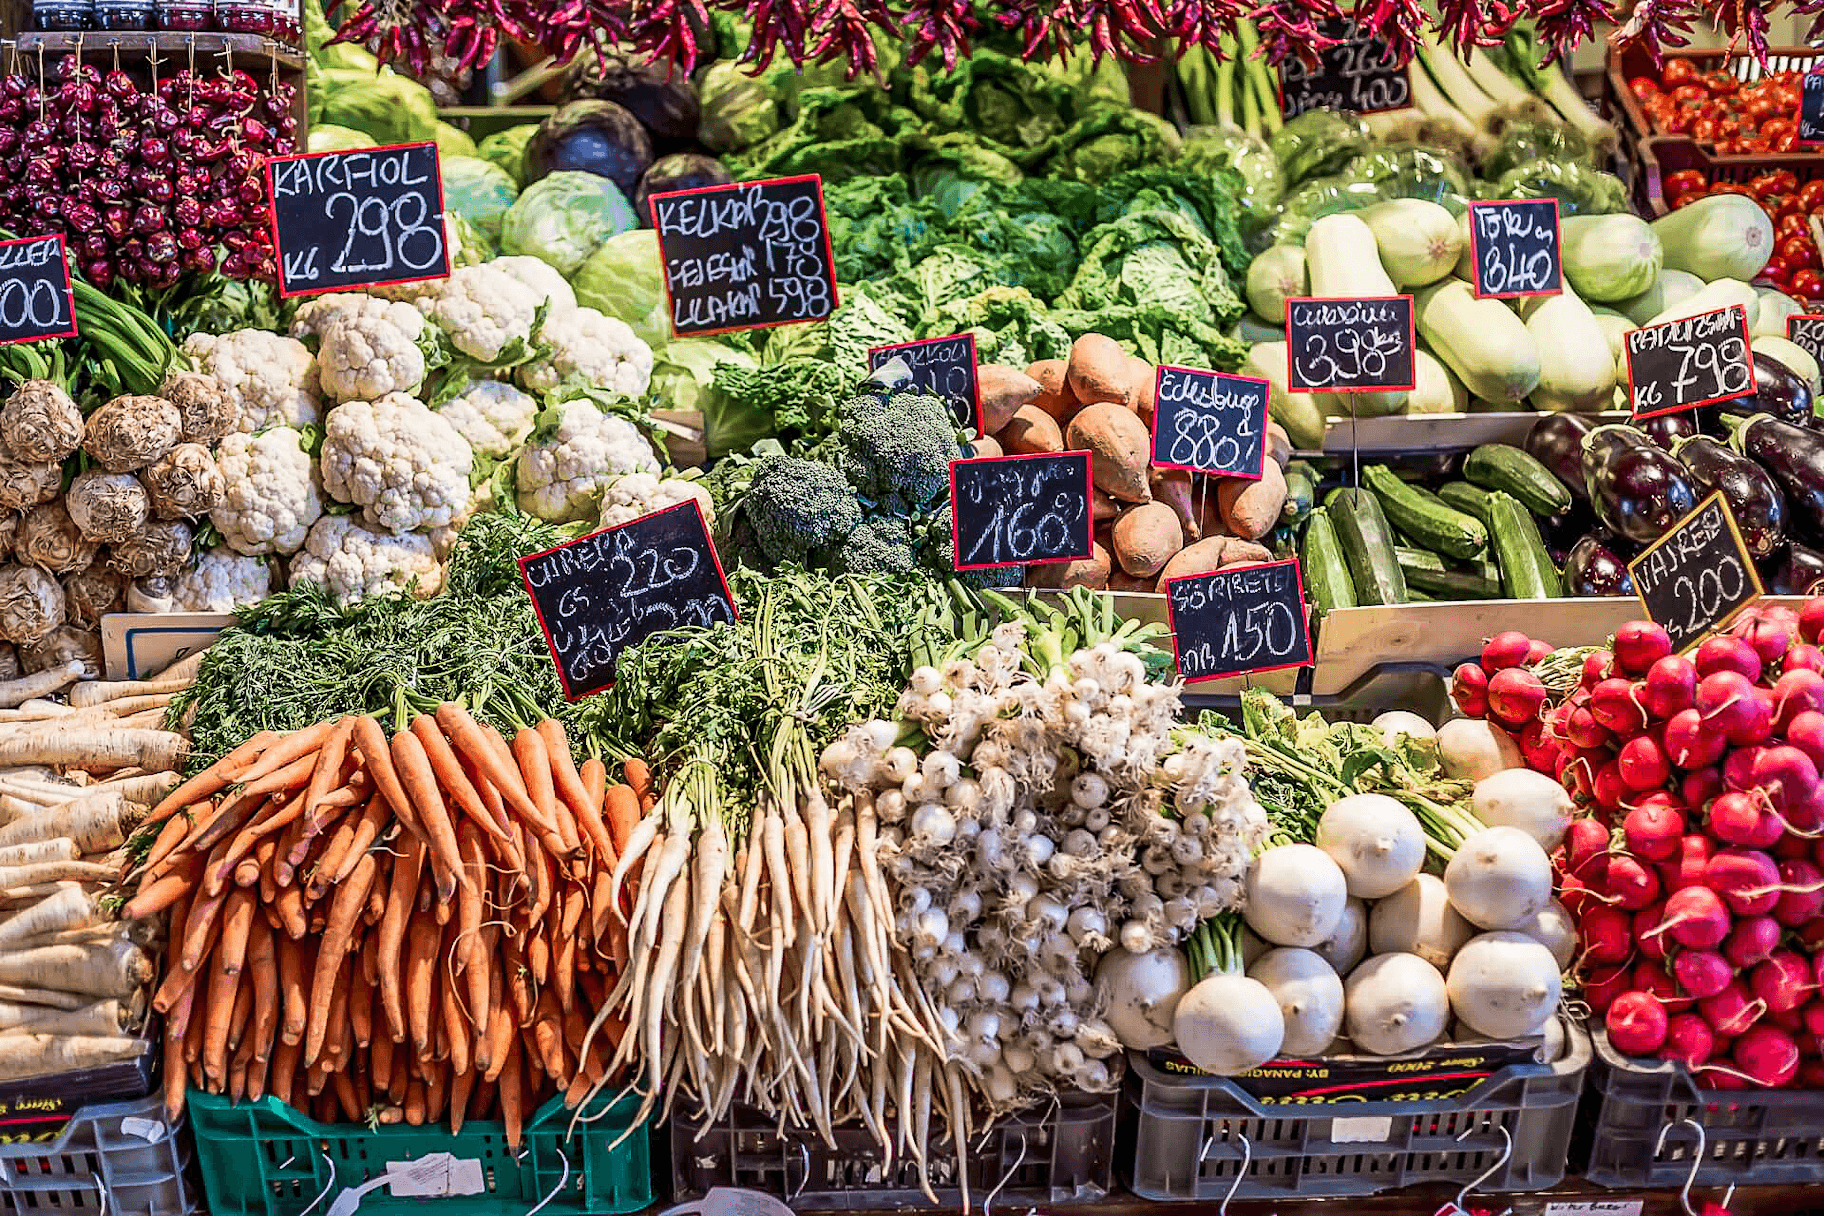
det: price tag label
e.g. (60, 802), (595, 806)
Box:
(1279, 19), (1411, 119)
(1788, 313), (1824, 367)
(266, 141), (449, 298)
(1628, 491), (1762, 654)
(1800, 72), (1824, 144)
(1285, 296), (1416, 393)
(1150, 365), (1270, 479)
(1626, 304), (1755, 419)
(0, 234), (76, 345)
(1166, 558), (1313, 683)
(650, 174), (839, 338)
(518, 500), (736, 699)
(1467, 198), (1563, 299)
(1543, 1202), (1644, 1216)
(868, 333), (980, 430)
(949, 451), (1093, 571)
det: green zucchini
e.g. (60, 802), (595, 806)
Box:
(1300, 508), (1357, 614)
(1283, 463), (1317, 526)
(1463, 444), (1573, 517)
(1393, 545), (1502, 584)
(1361, 465), (1487, 560)
(1438, 480), (1491, 518)
(1394, 546), (1503, 599)
(1329, 488), (1408, 605)
(1483, 490), (1563, 600)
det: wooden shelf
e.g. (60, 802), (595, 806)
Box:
(7, 30), (304, 69)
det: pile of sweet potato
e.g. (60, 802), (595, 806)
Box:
(974, 334), (1292, 594)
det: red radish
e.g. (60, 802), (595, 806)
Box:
(1700, 980), (1766, 1037)
(1708, 790), (1783, 850)
(1752, 746), (1821, 813)
(1488, 667), (1548, 729)
(1580, 904), (1635, 965)
(1671, 835), (1716, 893)
(1613, 621), (1673, 677)
(1649, 884), (1732, 949)
(1785, 789), (1824, 834)
(1752, 950), (1815, 1014)
(1733, 1024), (1800, 1086)
(1635, 902), (1670, 960)
(1773, 859), (1824, 926)
(1733, 611), (1794, 668)
(1605, 990), (1669, 1053)
(1771, 1004), (1807, 1033)
(1590, 678), (1649, 736)
(1799, 918), (1824, 952)
(1772, 669), (1824, 729)
(1784, 710), (1824, 771)
(1801, 1060), (1824, 1087)
(1696, 670), (1773, 746)
(1524, 639), (1554, 665)
(1519, 720), (1563, 774)
(1623, 798), (1684, 860)
(1775, 831), (1815, 859)
(1642, 654), (1698, 719)
(1725, 915), (1782, 968)
(1561, 873), (1598, 918)
(1565, 818), (1610, 875)
(1481, 631), (1533, 673)
(1786, 643), (1824, 674)
(1617, 734), (1671, 792)
(1722, 744), (1767, 792)
(1804, 1002), (1824, 1039)
(1593, 760), (1632, 814)
(1564, 704), (1612, 749)
(1584, 962), (1633, 1014)
(1582, 649), (1615, 689)
(1662, 1011), (1715, 1069)
(1708, 848), (1783, 916)
(1697, 635), (1764, 684)
(1681, 766), (1724, 811)
(1674, 949), (1734, 999)
(1451, 662), (1489, 717)
(1800, 597), (1824, 645)
(1605, 853), (1661, 909)
(1635, 961), (1687, 1007)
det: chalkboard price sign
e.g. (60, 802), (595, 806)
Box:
(266, 141), (450, 298)
(1467, 198), (1563, 299)
(1789, 314), (1824, 367)
(1166, 558), (1313, 684)
(1628, 491), (1762, 655)
(1801, 72), (1824, 144)
(950, 451), (1093, 571)
(518, 500), (736, 699)
(868, 333), (980, 429)
(1285, 296), (1416, 393)
(650, 174), (839, 339)
(1626, 304), (1754, 419)
(1151, 365), (1269, 480)
(0, 235), (76, 346)
(1279, 20), (1411, 119)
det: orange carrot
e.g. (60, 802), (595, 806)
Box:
(216, 888), (257, 975)
(348, 966), (374, 1050)
(405, 913), (441, 1055)
(272, 881), (306, 940)
(623, 757), (654, 811)
(304, 850), (376, 1067)
(163, 981), (195, 1121)
(513, 727), (579, 854)
(301, 717), (355, 822)
(449, 1067), (475, 1136)
(124, 869), (194, 919)
(391, 729), (467, 899)
(202, 948), (243, 1083)
(246, 920), (277, 1064)
(270, 1036), (300, 1106)
(315, 791), (389, 897)
(377, 834), (425, 1043)
(604, 784), (642, 855)
(143, 730), (276, 829)
(411, 715), (513, 846)
(139, 810), (200, 881)
(537, 720), (606, 855)
(498, 1038), (524, 1149)
(441, 976), (471, 1077)
(352, 716), (417, 831)
(435, 704), (544, 823)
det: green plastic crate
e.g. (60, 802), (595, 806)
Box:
(186, 1087), (652, 1216)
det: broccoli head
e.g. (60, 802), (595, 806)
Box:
(831, 389), (963, 515)
(829, 514), (917, 575)
(743, 455), (864, 567)
(920, 504), (1022, 588)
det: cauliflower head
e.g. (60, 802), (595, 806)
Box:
(288, 516), (444, 606)
(436, 380), (538, 460)
(491, 255), (577, 316)
(515, 400), (658, 523)
(209, 427), (324, 555)
(290, 292), (422, 342)
(598, 472), (715, 530)
(423, 265), (544, 362)
(519, 307), (652, 397)
(181, 329), (321, 431)
(320, 393), (474, 533)
(169, 548), (273, 612)
(316, 307), (429, 403)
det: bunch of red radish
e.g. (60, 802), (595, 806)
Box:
(1450, 600), (1824, 1090)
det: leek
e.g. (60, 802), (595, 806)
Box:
(1408, 53), (1479, 141)
(1499, 23), (1620, 156)
(1418, 41), (1500, 131)
(1235, 20), (1282, 133)
(1215, 34), (1238, 129)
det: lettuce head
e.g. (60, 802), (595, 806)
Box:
(499, 171), (637, 276)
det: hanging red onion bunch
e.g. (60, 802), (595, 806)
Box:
(0, 56), (295, 290)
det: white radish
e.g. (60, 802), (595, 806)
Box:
(1446, 931), (1564, 1039)
(1172, 973), (1285, 1074)
(1242, 844), (1347, 947)
(1436, 719), (1522, 780)
(1311, 897), (1368, 975)
(1344, 952), (1451, 1055)
(1515, 899), (1576, 970)
(1369, 874), (1475, 969)
(1470, 768), (1573, 850)
(1444, 826), (1553, 931)
(1095, 947), (1189, 1049)
(0, 1032), (146, 1081)
(1247, 948), (1345, 1056)
(1316, 793), (1426, 898)
(1371, 710), (1436, 745)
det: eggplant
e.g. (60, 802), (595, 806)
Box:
(1745, 351), (1815, 429)
(1730, 413), (1824, 543)
(1524, 413), (1593, 501)
(1565, 533), (1634, 597)
(1642, 412), (1697, 450)
(1671, 433), (1787, 559)
(1771, 543), (1824, 595)
(1582, 424), (1698, 545)
(1539, 499), (1598, 565)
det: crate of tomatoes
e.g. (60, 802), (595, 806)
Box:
(1608, 44), (1817, 153)
(1642, 137), (1824, 303)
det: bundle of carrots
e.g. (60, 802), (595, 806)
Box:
(126, 702), (650, 1147)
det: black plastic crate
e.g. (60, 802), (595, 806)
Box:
(0, 1090), (194, 1216)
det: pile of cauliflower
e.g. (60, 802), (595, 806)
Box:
(175, 253), (708, 608)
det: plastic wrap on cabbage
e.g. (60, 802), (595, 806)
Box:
(1343, 145), (1473, 212)
(1268, 109), (1371, 184)
(1480, 121), (1595, 182)
(919, 285), (1072, 368)
(1044, 108), (1182, 186)
(440, 155), (519, 239)
(1260, 175), (1387, 246)
(728, 86), (912, 182)
(573, 229), (669, 348)
(1485, 159), (1628, 216)
(1178, 125), (1285, 231)
(308, 125), (377, 153)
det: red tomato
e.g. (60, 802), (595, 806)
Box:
(1665, 169), (1709, 200)
(1663, 109), (1695, 134)
(1705, 70), (1739, 95)
(1798, 180), (1824, 211)
(1777, 131), (1801, 152)
(1779, 213), (1811, 239)
(1779, 234), (1819, 269)
(1664, 59), (1700, 86)
(1792, 268), (1823, 299)
(1765, 117), (1798, 144)
(1670, 190), (1707, 209)
(1692, 117), (1722, 142)
(1673, 84), (1710, 105)
(1631, 75), (1662, 99)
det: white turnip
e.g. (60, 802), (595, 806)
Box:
(1173, 973), (1285, 1074)
(1517, 899), (1576, 969)
(1248, 948), (1344, 1056)
(1446, 931), (1563, 1039)
(1444, 826), (1553, 930)
(1243, 844), (1347, 947)
(1369, 874), (1474, 968)
(1436, 719), (1521, 780)
(1371, 711), (1436, 745)
(1311, 897), (1367, 975)
(1344, 952), (1450, 1055)
(1097, 946), (1190, 1049)
(1470, 769), (1573, 850)
(1316, 793), (1426, 898)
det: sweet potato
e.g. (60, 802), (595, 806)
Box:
(1065, 335), (1133, 406)
(1107, 568), (1158, 594)
(998, 405), (1063, 455)
(971, 435), (1004, 459)
(1157, 536), (1273, 586)
(1092, 488), (1121, 524)
(1266, 422), (1292, 470)
(1126, 356), (1157, 425)
(1026, 542), (1111, 591)
(1112, 502), (1184, 579)
(1149, 469), (1201, 542)
(977, 365), (1042, 435)
(1217, 462), (1288, 541)
(1025, 359), (1079, 427)
(1066, 403), (1151, 504)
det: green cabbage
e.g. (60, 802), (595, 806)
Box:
(433, 122), (477, 159)
(573, 230), (669, 349)
(698, 61), (793, 153)
(653, 340), (761, 445)
(499, 171), (637, 276)
(477, 125), (539, 188)
(440, 156), (518, 240)
(317, 71), (439, 146)
(1268, 109), (1370, 184)
(1178, 126), (1286, 234)
(307, 125), (376, 153)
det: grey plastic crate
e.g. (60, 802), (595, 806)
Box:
(669, 1091), (1115, 1210)
(0, 1089), (195, 1216)
(1187, 663), (1454, 725)
(1581, 1028), (1824, 1188)
(1120, 1028), (1590, 1200)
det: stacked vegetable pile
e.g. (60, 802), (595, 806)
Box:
(1627, 61), (1807, 157)
(1450, 609), (1824, 1088)
(1659, 167), (1824, 304)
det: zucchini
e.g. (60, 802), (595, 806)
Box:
(1616, 269), (1704, 326)
(1463, 444), (1573, 516)
(1393, 546), (1503, 599)
(1283, 462), (1317, 525)
(1304, 214), (1408, 417)
(1518, 290), (1617, 415)
(1361, 465), (1487, 560)
(1414, 279), (1542, 406)
(1245, 342), (1326, 452)
(1408, 349), (1464, 415)
(1483, 490), (1563, 600)
(1329, 488), (1408, 605)
(1246, 244), (1307, 322)
(1438, 480), (1491, 518)
(1651, 194), (1775, 284)
(1300, 507), (1357, 614)
(1359, 199), (1462, 289)
(1642, 276), (1757, 330)
(1562, 213), (1663, 302)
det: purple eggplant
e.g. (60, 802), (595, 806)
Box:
(1540, 499), (1599, 565)
(1582, 424), (1698, 545)
(1728, 413), (1824, 544)
(1770, 543), (1824, 595)
(1524, 413), (1594, 501)
(1671, 433), (1787, 558)
(1565, 533), (1635, 597)
(1746, 352), (1815, 429)
(1642, 412), (1697, 450)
